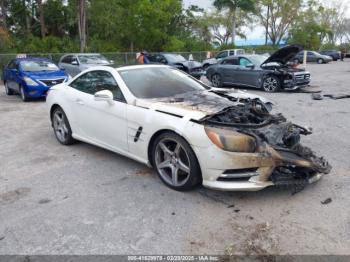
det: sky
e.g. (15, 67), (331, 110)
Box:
(183, 0), (265, 45)
(183, 0), (350, 45)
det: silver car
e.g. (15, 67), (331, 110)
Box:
(58, 53), (113, 77)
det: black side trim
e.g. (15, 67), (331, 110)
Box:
(155, 110), (183, 118)
(134, 127), (143, 142)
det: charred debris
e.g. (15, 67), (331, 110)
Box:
(202, 90), (331, 188)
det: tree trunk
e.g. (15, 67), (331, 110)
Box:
(231, 7), (236, 45)
(37, 0), (45, 38)
(0, 0), (7, 29)
(265, 5), (270, 45)
(78, 0), (87, 52)
(23, 0), (31, 35)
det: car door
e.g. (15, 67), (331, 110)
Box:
(60, 55), (81, 77)
(235, 57), (259, 87)
(67, 70), (128, 152)
(6, 60), (20, 92)
(219, 58), (239, 84)
(307, 52), (316, 62)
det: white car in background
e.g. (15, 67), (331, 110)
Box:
(58, 53), (114, 77)
(46, 65), (330, 191)
(202, 49), (245, 70)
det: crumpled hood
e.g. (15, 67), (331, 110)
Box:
(180, 60), (202, 69)
(262, 45), (304, 65)
(135, 90), (272, 121)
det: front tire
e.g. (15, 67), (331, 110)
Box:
(262, 75), (281, 92)
(151, 132), (201, 191)
(19, 86), (29, 102)
(317, 58), (324, 64)
(4, 82), (14, 95)
(52, 107), (75, 145)
(211, 73), (223, 88)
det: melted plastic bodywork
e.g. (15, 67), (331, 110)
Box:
(201, 92), (331, 188)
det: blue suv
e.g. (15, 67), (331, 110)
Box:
(3, 57), (69, 101)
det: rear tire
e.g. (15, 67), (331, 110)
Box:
(52, 107), (75, 145)
(211, 73), (223, 88)
(19, 86), (29, 102)
(262, 75), (281, 92)
(317, 58), (324, 64)
(151, 132), (201, 191)
(4, 82), (14, 95)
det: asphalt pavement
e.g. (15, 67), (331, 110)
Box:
(0, 61), (349, 255)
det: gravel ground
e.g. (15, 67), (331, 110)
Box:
(0, 61), (349, 255)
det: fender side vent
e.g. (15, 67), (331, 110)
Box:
(134, 127), (143, 142)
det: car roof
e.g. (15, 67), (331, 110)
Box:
(223, 54), (263, 60)
(62, 53), (102, 56)
(15, 57), (52, 62)
(116, 64), (171, 72)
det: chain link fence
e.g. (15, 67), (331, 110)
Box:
(0, 50), (274, 79)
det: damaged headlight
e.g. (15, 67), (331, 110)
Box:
(205, 126), (257, 153)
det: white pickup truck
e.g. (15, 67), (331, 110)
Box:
(202, 49), (245, 69)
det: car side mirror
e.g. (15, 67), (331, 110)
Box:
(246, 63), (255, 69)
(94, 90), (114, 105)
(71, 60), (78, 65)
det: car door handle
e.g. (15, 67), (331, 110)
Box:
(75, 99), (84, 105)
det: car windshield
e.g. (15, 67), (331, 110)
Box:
(78, 54), (109, 64)
(119, 67), (207, 99)
(20, 60), (59, 72)
(163, 54), (187, 63)
(248, 55), (268, 66)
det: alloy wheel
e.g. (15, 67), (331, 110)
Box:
(155, 138), (191, 187)
(211, 74), (221, 87)
(263, 76), (279, 92)
(53, 110), (69, 143)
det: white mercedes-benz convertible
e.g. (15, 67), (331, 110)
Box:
(46, 65), (330, 191)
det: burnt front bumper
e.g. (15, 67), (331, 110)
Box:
(195, 143), (330, 191)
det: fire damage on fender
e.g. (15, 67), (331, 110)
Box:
(201, 91), (331, 189)
(158, 89), (331, 190)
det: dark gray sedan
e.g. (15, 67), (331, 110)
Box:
(206, 45), (311, 92)
(293, 51), (332, 64)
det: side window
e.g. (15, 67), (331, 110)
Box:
(148, 55), (157, 63)
(70, 71), (125, 102)
(7, 60), (17, 69)
(229, 50), (235, 56)
(61, 55), (72, 64)
(70, 71), (96, 94)
(307, 52), (315, 56)
(93, 71), (125, 102)
(222, 59), (237, 65)
(216, 51), (227, 59)
(239, 57), (251, 66)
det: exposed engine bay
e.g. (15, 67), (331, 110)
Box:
(201, 91), (331, 189)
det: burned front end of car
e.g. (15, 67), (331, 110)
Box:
(200, 96), (331, 191)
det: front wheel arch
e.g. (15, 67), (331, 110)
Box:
(147, 130), (202, 179)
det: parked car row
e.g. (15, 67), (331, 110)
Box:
(2, 45), (345, 102)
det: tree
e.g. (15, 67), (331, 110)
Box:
(0, 0), (7, 29)
(77, 0), (86, 52)
(258, 0), (302, 45)
(213, 0), (256, 45)
(37, 0), (45, 38)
